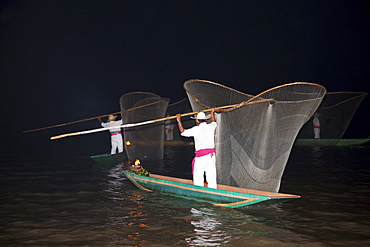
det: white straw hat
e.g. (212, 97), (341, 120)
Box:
(191, 112), (210, 120)
(108, 114), (117, 121)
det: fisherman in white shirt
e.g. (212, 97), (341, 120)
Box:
(98, 114), (123, 154)
(313, 112), (321, 139)
(176, 108), (217, 189)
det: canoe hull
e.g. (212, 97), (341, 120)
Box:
(91, 152), (128, 165)
(336, 138), (370, 146)
(295, 138), (370, 147)
(123, 171), (300, 208)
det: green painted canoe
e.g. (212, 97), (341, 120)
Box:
(295, 138), (370, 147)
(91, 152), (128, 165)
(295, 139), (340, 146)
(336, 138), (370, 146)
(123, 171), (300, 208)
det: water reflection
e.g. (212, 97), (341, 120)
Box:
(2, 146), (369, 246)
(103, 162), (150, 245)
(311, 146), (323, 166)
(185, 207), (231, 246)
(125, 193), (148, 244)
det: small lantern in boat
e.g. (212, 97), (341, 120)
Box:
(129, 159), (149, 176)
(134, 159), (141, 166)
(131, 159), (142, 172)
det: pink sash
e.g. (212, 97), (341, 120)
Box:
(111, 132), (122, 136)
(191, 148), (216, 174)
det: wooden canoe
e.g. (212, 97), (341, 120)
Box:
(122, 171), (300, 208)
(335, 138), (370, 146)
(91, 152), (128, 165)
(295, 138), (370, 147)
(295, 139), (340, 146)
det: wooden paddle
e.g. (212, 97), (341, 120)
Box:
(50, 98), (273, 140)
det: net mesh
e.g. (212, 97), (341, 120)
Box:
(166, 98), (193, 142)
(120, 92), (169, 161)
(184, 79), (326, 192)
(297, 92), (368, 139)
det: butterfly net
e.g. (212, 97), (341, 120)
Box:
(120, 92), (169, 161)
(297, 92), (367, 140)
(184, 79), (326, 192)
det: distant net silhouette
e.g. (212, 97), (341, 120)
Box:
(297, 92), (368, 140)
(120, 92), (169, 161)
(165, 98), (193, 142)
(184, 79), (326, 192)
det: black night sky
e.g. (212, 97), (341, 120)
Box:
(1, 1), (369, 154)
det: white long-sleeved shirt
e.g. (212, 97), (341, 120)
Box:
(181, 122), (217, 151)
(313, 117), (320, 127)
(101, 120), (123, 133)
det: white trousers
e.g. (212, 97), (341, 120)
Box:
(314, 128), (320, 139)
(111, 134), (123, 154)
(193, 154), (217, 189)
(166, 129), (174, 140)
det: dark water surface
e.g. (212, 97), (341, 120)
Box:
(1, 145), (369, 246)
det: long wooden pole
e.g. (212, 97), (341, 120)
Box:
(50, 98), (273, 140)
(23, 111), (121, 133)
(23, 99), (165, 133)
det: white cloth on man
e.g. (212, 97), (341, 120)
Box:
(101, 120), (123, 154)
(165, 119), (175, 140)
(181, 121), (217, 188)
(313, 116), (320, 139)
